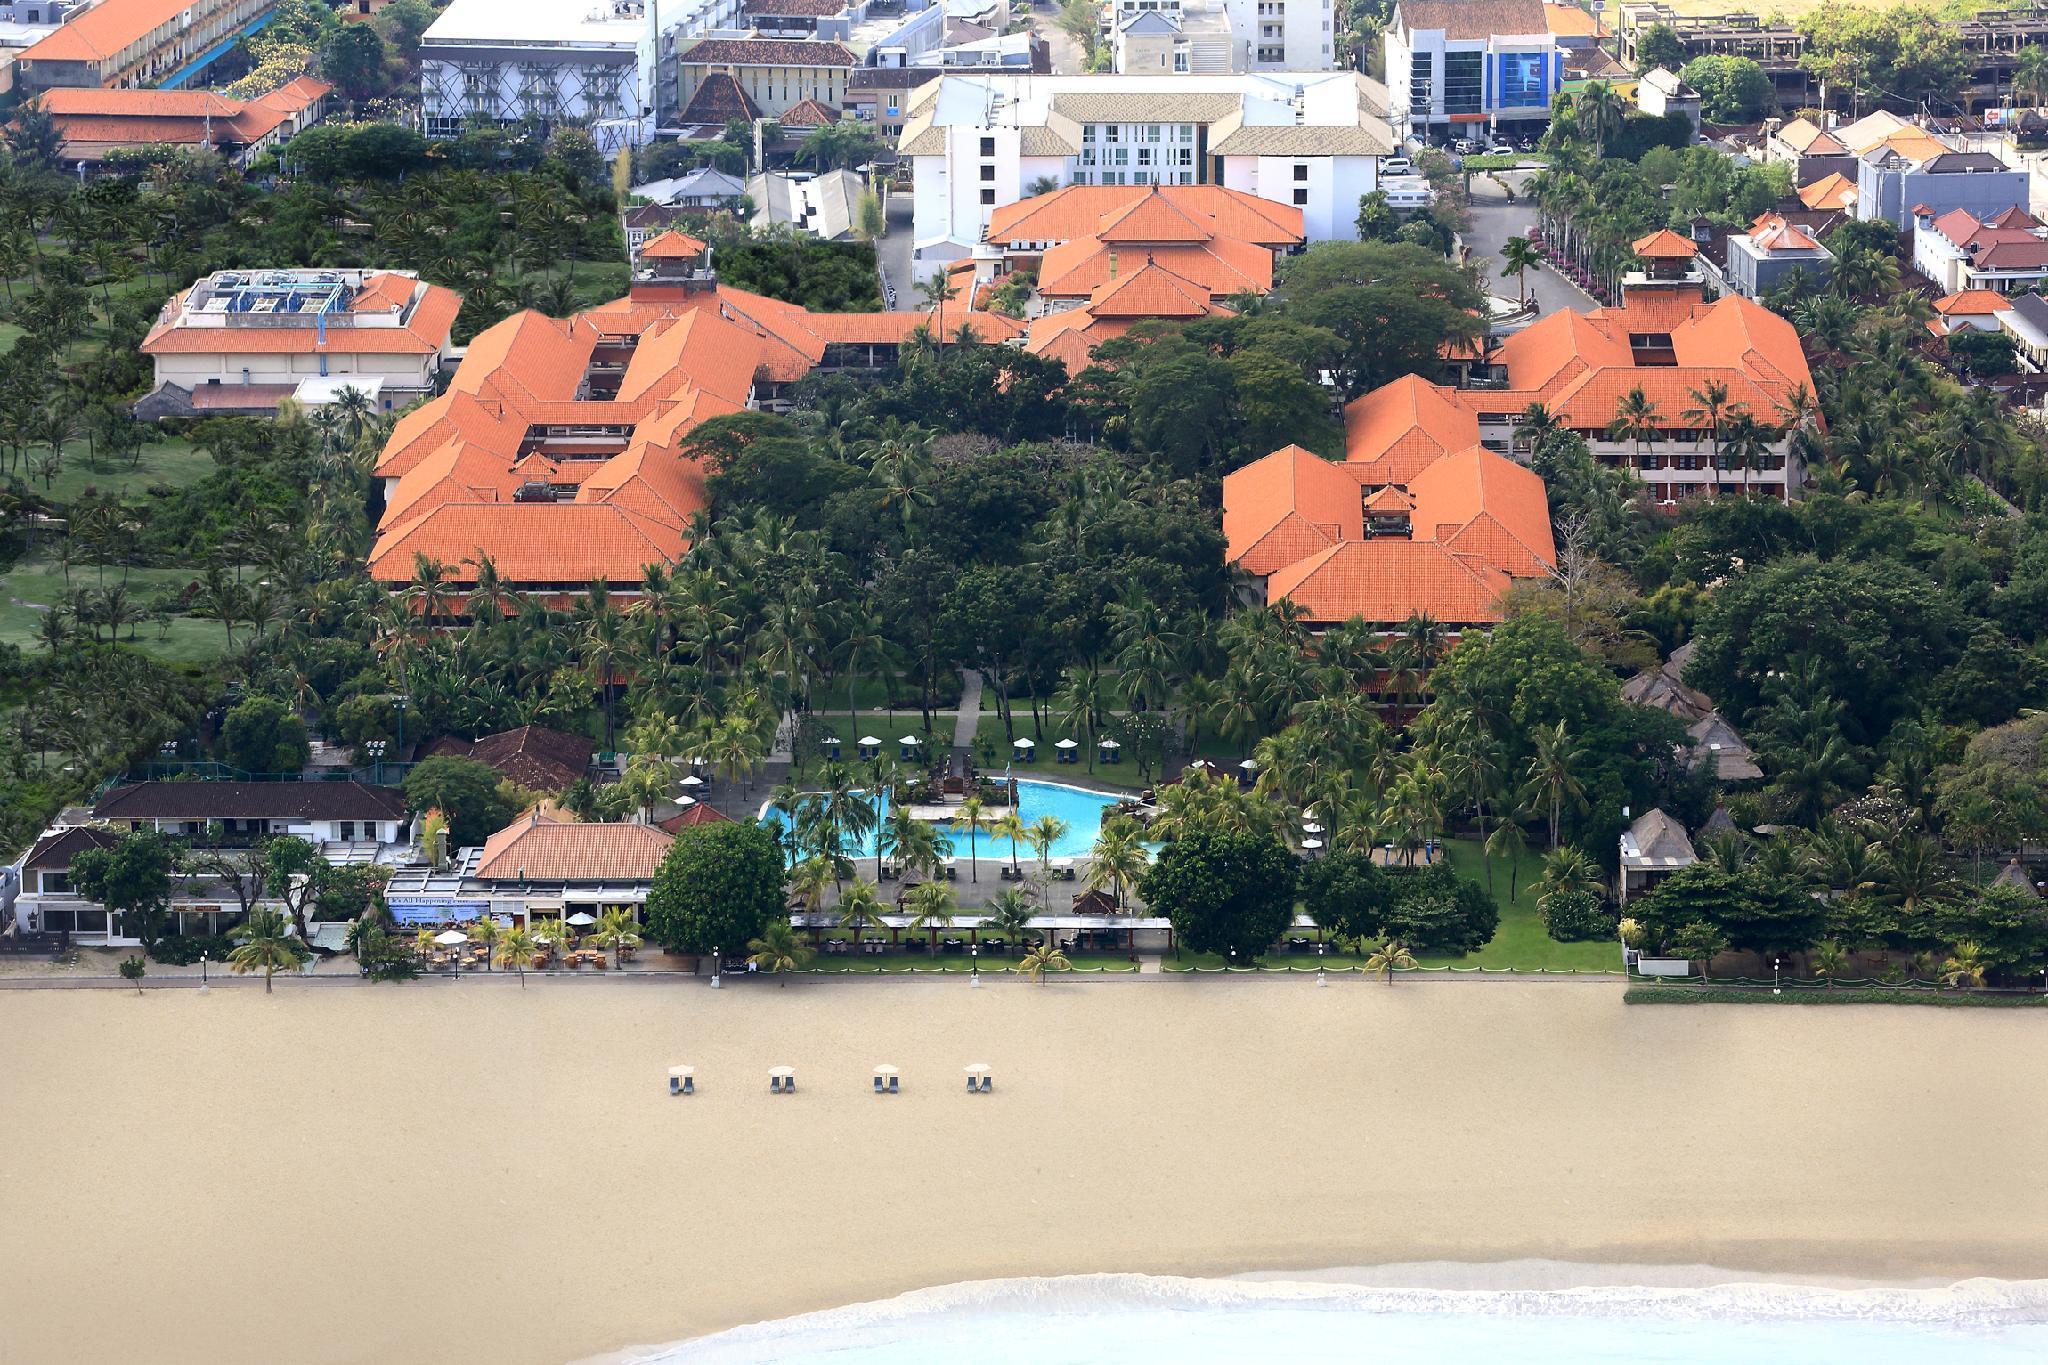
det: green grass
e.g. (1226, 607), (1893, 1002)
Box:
(1463, 153), (1547, 171)
(17, 435), (212, 507)
(0, 552), (240, 664)
(0, 320), (22, 356)
(967, 714), (1153, 789)
(1162, 838), (1620, 974)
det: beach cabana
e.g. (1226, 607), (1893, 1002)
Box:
(1098, 737), (1122, 765)
(769, 1066), (796, 1093)
(668, 1065), (694, 1095)
(873, 1064), (900, 1094)
(898, 734), (923, 761)
(820, 734), (842, 760)
(858, 736), (882, 760)
(1237, 758), (1258, 785)
(1055, 738), (1079, 765)
(679, 774), (705, 790)
(965, 1064), (992, 1093)
(1013, 736), (1036, 763)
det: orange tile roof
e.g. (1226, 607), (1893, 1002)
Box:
(1934, 290), (2014, 316)
(39, 88), (241, 116)
(1021, 311), (1132, 374)
(1406, 446), (1554, 576)
(1542, 1), (1606, 36)
(1082, 260), (1222, 319)
(1095, 187), (1215, 244)
(640, 229), (708, 260)
(450, 311), (593, 404)
(1797, 172), (1857, 211)
(1035, 236), (1271, 301)
(1666, 294), (1809, 393)
(140, 276), (459, 356)
(473, 814), (674, 881)
(985, 184), (1304, 250)
(1222, 444), (1362, 575)
(1262, 540), (1513, 626)
(1631, 229), (1697, 259)
(616, 309), (761, 406)
(1363, 485), (1413, 513)
(374, 391), (527, 481)
(1342, 374), (1480, 480)
(1746, 215), (1821, 252)
(351, 272), (417, 312)
(21, 0), (204, 64)
(1494, 307), (1633, 392)
(369, 502), (686, 584)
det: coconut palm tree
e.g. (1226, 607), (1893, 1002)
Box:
(1520, 722), (1587, 852)
(1534, 846), (1601, 909)
(1809, 938), (1849, 986)
(1019, 941), (1071, 983)
(746, 920), (813, 982)
(593, 907), (642, 969)
(992, 811), (1028, 877)
(228, 909), (308, 993)
(500, 926), (537, 986)
(1607, 386), (1661, 474)
(788, 856), (833, 915)
(1499, 234), (1542, 305)
(955, 795), (988, 883)
(836, 879), (888, 951)
(1026, 815), (1069, 875)
(1364, 937), (1417, 984)
(1681, 378), (1731, 472)
(984, 887), (1036, 948)
(1086, 816), (1147, 911)
(1940, 941), (1989, 989)
(468, 914), (503, 970)
(904, 879), (956, 951)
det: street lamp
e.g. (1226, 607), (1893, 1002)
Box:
(367, 739), (386, 785)
(393, 696), (410, 764)
(1227, 948), (1237, 972)
(1317, 940), (1326, 988)
(199, 951), (208, 993)
(711, 945), (721, 989)
(970, 943), (980, 989)
(1772, 956), (1782, 996)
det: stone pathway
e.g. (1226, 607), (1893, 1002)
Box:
(951, 670), (983, 750)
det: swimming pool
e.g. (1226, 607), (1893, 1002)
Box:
(768, 780), (1125, 861)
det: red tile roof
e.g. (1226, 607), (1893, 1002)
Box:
(677, 72), (761, 125)
(777, 98), (840, 127)
(369, 502), (687, 585)
(1631, 229), (1698, 259)
(639, 229), (708, 260)
(985, 184), (1303, 251)
(1342, 374), (1480, 482)
(1263, 540), (1514, 627)
(473, 815), (674, 881)
(22, 0), (207, 63)
(1934, 289), (2014, 315)
(679, 37), (856, 65)
(1222, 444), (1362, 576)
(657, 802), (733, 831)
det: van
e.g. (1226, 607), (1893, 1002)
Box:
(1382, 156), (1412, 176)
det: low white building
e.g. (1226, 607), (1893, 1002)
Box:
(419, 0), (743, 149)
(136, 269), (461, 421)
(1109, 0), (1335, 71)
(1635, 65), (1699, 137)
(749, 169), (863, 239)
(898, 70), (1393, 263)
(1910, 204), (2048, 296)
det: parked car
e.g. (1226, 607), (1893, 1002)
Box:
(1382, 156), (1413, 176)
(1488, 141), (1517, 156)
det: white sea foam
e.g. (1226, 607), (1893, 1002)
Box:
(589, 1269), (2048, 1364)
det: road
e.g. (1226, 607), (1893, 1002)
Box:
(877, 190), (916, 310)
(1028, 0), (1089, 74)
(1462, 169), (1598, 321)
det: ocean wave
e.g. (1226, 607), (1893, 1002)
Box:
(593, 1270), (2048, 1364)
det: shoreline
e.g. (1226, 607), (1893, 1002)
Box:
(5, 980), (2047, 1364)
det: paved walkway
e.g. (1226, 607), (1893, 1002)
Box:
(951, 670), (983, 750)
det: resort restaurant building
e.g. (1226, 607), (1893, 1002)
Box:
(381, 811), (674, 929)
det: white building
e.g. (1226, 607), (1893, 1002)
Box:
(898, 70), (1393, 262)
(1910, 204), (2048, 296)
(749, 169), (864, 239)
(1384, 0), (1563, 144)
(418, 0), (743, 149)
(135, 269), (462, 420)
(1110, 0), (1334, 70)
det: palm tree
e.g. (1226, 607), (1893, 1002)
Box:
(984, 887), (1036, 948)
(788, 856), (834, 915)
(1534, 846), (1601, 909)
(593, 907), (642, 969)
(746, 920), (813, 982)
(956, 795), (988, 883)
(1026, 815), (1069, 875)
(904, 879), (956, 951)
(836, 879), (888, 951)
(500, 926), (537, 986)
(228, 909), (308, 993)
(1575, 80), (1625, 156)
(2016, 43), (2048, 106)
(1520, 722), (1587, 851)
(1086, 817), (1147, 911)
(1607, 386), (1661, 474)
(1809, 938), (1849, 986)
(1019, 941), (1071, 983)
(469, 913), (502, 970)
(579, 584), (628, 751)
(1499, 235), (1541, 305)
(1364, 937), (1417, 984)
(1681, 379), (1731, 476)
(916, 267), (961, 347)
(1940, 941), (1989, 989)
(992, 811), (1028, 877)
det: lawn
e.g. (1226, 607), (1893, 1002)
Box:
(967, 714), (1155, 790)
(1162, 838), (1620, 974)
(0, 319), (22, 355)
(20, 434), (213, 507)
(0, 552), (240, 665)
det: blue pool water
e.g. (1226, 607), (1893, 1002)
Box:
(608, 1272), (2048, 1364)
(767, 779), (1124, 861)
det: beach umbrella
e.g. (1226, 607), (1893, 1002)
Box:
(566, 911), (598, 926)
(1301, 838), (1324, 850)
(679, 775), (704, 788)
(675, 794), (698, 807)
(1054, 739), (1078, 748)
(860, 736), (881, 746)
(433, 929), (469, 946)
(1013, 737), (1035, 748)
(1302, 822), (1325, 835)
(1098, 738), (1121, 749)
(899, 735), (922, 745)
(1238, 758), (1259, 772)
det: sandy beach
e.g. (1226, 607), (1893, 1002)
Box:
(3, 976), (2047, 1365)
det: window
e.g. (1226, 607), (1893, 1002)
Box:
(1113, 148), (1128, 165)
(1498, 51), (1548, 108)
(1292, 187), (1309, 204)
(1137, 148), (1152, 165)
(980, 163), (995, 180)
(980, 188), (996, 204)
(1443, 50), (1483, 116)
(1293, 163), (1308, 180)
(1143, 125), (1159, 142)
(1409, 51), (1433, 115)
(1105, 125), (1120, 142)
(1082, 125), (1095, 142)
(980, 136), (995, 155)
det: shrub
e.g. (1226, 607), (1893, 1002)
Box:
(1542, 889), (1612, 942)
(147, 933), (237, 965)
